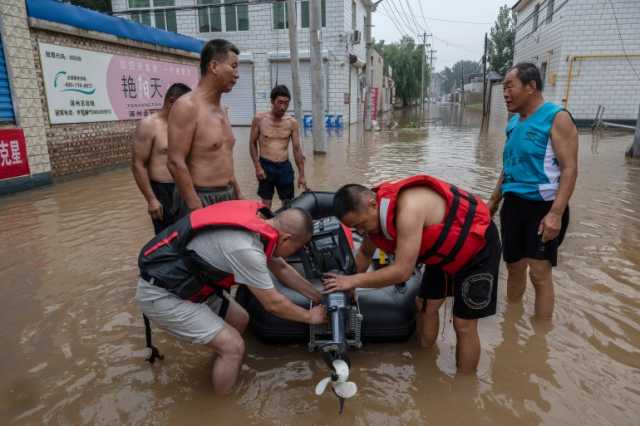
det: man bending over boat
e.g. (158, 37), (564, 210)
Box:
(136, 200), (325, 394)
(324, 175), (501, 373)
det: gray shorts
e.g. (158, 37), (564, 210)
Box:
(136, 278), (228, 345)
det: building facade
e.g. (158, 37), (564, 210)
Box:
(112, 0), (372, 125)
(512, 0), (640, 125)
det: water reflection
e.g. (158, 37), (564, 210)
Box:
(1, 106), (639, 425)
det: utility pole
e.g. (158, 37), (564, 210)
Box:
(630, 104), (640, 157)
(286, 0), (303, 129)
(428, 47), (436, 99)
(460, 61), (465, 106)
(309, 0), (326, 152)
(364, 3), (373, 131)
(481, 32), (488, 125)
(420, 32), (426, 115)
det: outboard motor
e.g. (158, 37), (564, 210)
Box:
(302, 217), (362, 413)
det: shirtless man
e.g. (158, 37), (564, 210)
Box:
(250, 85), (307, 209)
(168, 39), (243, 218)
(132, 83), (191, 233)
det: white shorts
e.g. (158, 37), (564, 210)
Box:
(136, 278), (228, 345)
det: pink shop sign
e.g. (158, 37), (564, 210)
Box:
(106, 56), (199, 120)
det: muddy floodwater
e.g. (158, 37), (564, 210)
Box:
(1, 106), (639, 425)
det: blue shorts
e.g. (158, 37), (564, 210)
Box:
(257, 157), (295, 201)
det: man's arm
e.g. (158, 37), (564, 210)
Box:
(167, 98), (202, 211)
(324, 197), (424, 291)
(131, 118), (162, 220)
(290, 120), (307, 190)
(249, 116), (266, 180)
(267, 257), (322, 303)
(541, 111), (578, 241)
(486, 171), (504, 217)
(248, 286), (326, 324)
(355, 236), (376, 273)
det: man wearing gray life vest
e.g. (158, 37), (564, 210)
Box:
(136, 200), (325, 395)
(487, 63), (578, 320)
(325, 175), (501, 373)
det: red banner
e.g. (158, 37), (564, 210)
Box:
(0, 128), (30, 180)
(370, 87), (379, 120)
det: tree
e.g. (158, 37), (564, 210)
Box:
(65, 0), (112, 13)
(378, 36), (430, 107)
(488, 4), (515, 75)
(438, 60), (482, 95)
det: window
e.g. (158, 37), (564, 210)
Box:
(225, 0), (249, 31)
(198, 0), (247, 33)
(128, 0), (176, 32)
(546, 0), (554, 24)
(273, 1), (288, 29)
(540, 62), (547, 90)
(198, 0), (222, 33)
(532, 4), (540, 31)
(352, 1), (357, 30)
(300, 0), (326, 28)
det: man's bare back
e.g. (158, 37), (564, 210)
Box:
(254, 112), (296, 162)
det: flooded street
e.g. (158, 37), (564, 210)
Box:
(1, 106), (639, 425)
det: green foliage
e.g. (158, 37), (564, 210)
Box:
(66, 0), (112, 13)
(438, 60), (482, 95)
(487, 4), (515, 75)
(377, 36), (430, 107)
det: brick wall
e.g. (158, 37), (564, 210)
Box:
(0, 0), (52, 194)
(29, 24), (199, 177)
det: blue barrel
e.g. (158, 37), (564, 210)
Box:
(303, 115), (313, 128)
(325, 114), (334, 128)
(335, 115), (344, 128)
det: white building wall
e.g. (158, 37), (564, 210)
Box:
(513, 0), (570, 107)
(514, 0), (640, 122)
(113, 0), (370, 125)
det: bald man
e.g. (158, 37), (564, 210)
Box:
(136, 200), (325, 394)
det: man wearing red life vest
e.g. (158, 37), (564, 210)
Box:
(325, 175), (501, 373)
(136, 200), (325, 394)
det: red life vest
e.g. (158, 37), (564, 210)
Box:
(138, 200), (279, 303)
(369, 175), (490, 274)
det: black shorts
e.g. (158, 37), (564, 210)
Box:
(150, 181), (176, 234)
(257, 157), (294, 201)
(173, 184), (237, 220)
(420, 222), (501, 320)
(499, 193), (569, 267)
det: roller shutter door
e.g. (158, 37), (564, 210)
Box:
(222, 62), (254, 126)
(270, 60), (328, 114)
(0, 34), (15, 123)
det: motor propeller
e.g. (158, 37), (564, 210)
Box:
(315, 358), (358, 413)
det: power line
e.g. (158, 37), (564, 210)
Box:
(416, 0), (429, 30)
(606, 0), (640, 81)
(381, 2), (413, 38)
(387, 0), (421, 35)
(402, 0), (427, 34)
(424, 17), (492, 25)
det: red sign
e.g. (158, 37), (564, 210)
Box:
(370, 87), (379, 120)
(0, 129), (30, 180)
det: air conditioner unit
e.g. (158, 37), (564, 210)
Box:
(351, 30), (362, 44)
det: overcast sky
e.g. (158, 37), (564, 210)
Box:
(372, 0), (512, 71)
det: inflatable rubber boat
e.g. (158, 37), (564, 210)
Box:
(237, 191), (424, 348)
